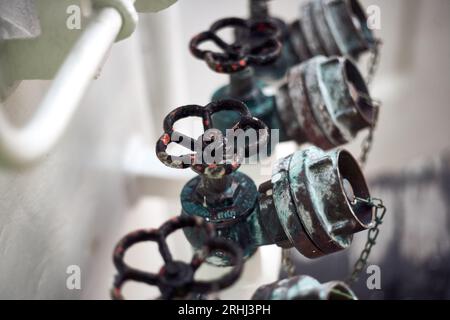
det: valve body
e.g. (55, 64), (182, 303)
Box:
(181, 171), (261, 265)
(182, 146), (374, 265)
(211, 68), (281, 141)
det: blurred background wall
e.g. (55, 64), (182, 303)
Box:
(0, 0), (449, 299)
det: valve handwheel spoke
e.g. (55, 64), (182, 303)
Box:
(156, 99), (269, 176)
(190, 238), (244, 293)
(111, 216), (243, 300)
(111, 228), (162, 299)
(190, 17), (282, 73)
(158, 237), (173, 264)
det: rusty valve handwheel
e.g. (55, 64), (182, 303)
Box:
(190, 17), (282, 73)
(111, 216), (244, 300)
(155, 99), (268, 175)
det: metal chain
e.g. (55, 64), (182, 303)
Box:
(347, 38), (386, 285)
(282, 248), (296, 278)
(358, 92), (382, 167)
(357, 39), (382, 167)
(346, 197), (387, 284)
(366, 39), (382, 87)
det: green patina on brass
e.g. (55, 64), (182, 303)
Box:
(277, 55), (375, 149)
(191, 0), (378, 151)
(181, 171), (263, 265)
(251, 275), (357, 300)
(211, 68), (287, 145)
(214, 0), (380, 153)
(249, 0), (377, 81)
(157, 99), (375, 268)
(181, 146), (375, 266)
(213, 55), (375, 152)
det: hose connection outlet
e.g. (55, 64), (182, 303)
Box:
(276, 55), (375, 149)
(258, 146), (374, 258)
(290, 0), (377, 60)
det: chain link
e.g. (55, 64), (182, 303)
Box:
(358, 40), (382, 167)
(366, 40), (382, 87)
(282, 248), (296, 278)
(346, 197), (387, 284)
(358, 92), (382, 167)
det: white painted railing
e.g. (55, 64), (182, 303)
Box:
(0, 2), (136, 168)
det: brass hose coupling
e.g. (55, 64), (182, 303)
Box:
(252, 275), (357, 300)
(276, 55), (375, 149)
(258, 146), (374, 258)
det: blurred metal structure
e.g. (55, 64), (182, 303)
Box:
(290, 0), (377, 61)
(111, 216), (244, 300)
(190, 16), (282, 137)
(252, 275), (357, 300)
(248, 0), (378, 81)
(277, 55), (375, 149)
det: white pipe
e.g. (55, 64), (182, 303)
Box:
(0, 7), (123, 168)
(139, 3), (190, 140)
